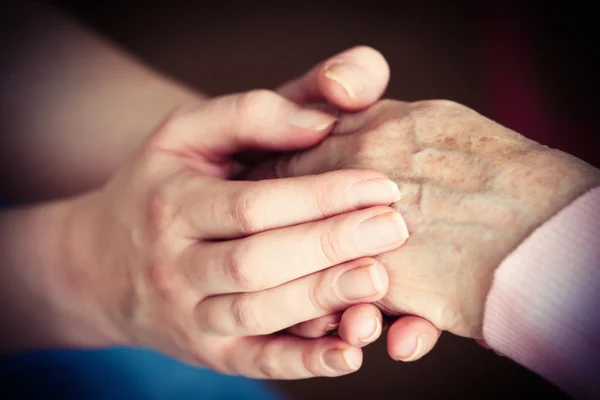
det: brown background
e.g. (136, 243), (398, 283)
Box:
(43, 1), (598, 398)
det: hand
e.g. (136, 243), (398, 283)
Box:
(52, 89), (414, 379)
(267, 45), (441, 351)
(231, 45), (391, 170)
(245, 99), (600, 359)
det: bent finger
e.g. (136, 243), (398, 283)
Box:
(337, 304), (384, 347)
(197, 257), (388, 336)
(190, 206), (407, 295)
(223, 334), (363, 379)
(277, 45), (390, 111)
(387, 315), (442, 362)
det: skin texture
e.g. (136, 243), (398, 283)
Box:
(246, 99), (600, 344)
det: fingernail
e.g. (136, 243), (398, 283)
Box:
(323, 348), (360, 373)
(337, 264), (386, 301)
(326, 322), (340, 332)
(357, 211), (409, 252)
(347, 178), (401, 208)
(396, 333), (428, 362)
(289, 108), (337, 131)
(323, 63), (365, 99)
(358, 315), (380, 344)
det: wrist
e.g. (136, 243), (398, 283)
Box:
(0, 198), (78, 352)
(54, 190), (129, 349)
(482, 186), (600, 398)
(474, 152), (600, 338)
(0, 194), (125, 353)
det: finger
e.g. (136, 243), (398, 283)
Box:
(287, 312), (342, 339)
(233, 46), (390, 169)
(337, 304), (384, 347)
(187, 206), (408, 295)
(240, 129), (350, 181)
(222, 334), (363, 379)
(240, 101), (411, 182)
(277, 46), (390, 111)
(147, 90), (337, 158)
(178, 168), (401, 238)
(386, 315), (442, 362)
(197, 258), (388, 336)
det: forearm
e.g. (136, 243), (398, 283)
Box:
(0, 198), (123, 353)
(0, 2), (206, 203)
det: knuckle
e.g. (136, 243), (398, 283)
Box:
(215, 342), (240, 375)
(188, 344), (210, 367)
(230, 189), (262, 234)
(146, 261), (178, 298)
(224, 244), (260, 291)
(308, 273), (335, 313)
(301, 347), (323, 377)
(234, 89), (280, 122)
(319, 227), (346, 266)
(231, 294), (262, 334)
(146, 185), (178, 236)
(147, 109), (188, 148)
(256, 350), (280, 379)
(312, 183), (333, 218)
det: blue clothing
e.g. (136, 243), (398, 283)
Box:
(0, 347), (284, 399)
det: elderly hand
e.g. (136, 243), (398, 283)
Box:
(245, 99), (600, 360)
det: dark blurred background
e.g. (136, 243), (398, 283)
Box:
(37, 1), (599, 398)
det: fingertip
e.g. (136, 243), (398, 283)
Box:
(319, 62), (364, 106)
(344, 346), (363, 371)
(387, 316), (441, 362)
(285, 105), (338, 149)
(322, 345), (363, 376)
(371, 261), (390, 297)
(337, 303), (384, 347)
(318, 45), (390, 111)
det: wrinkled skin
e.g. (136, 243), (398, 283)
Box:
(246, 99), (600, 338)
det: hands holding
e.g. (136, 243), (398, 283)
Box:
(13, 42), (596, 381)
(41, 47), (425, 379)
(3, 4), (598, 393)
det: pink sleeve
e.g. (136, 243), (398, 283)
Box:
(483, 187), (600, 399)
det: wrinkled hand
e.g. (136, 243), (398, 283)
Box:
(245, 99), (600, 359)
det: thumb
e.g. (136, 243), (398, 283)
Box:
(146, 90), (337, 160)
(387, 316), (441, 362)
(277, 45), (390, 112)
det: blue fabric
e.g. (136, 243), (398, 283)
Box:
(0, 347), (284, 399)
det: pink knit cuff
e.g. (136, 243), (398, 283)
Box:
(483, 187), (600, 399)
